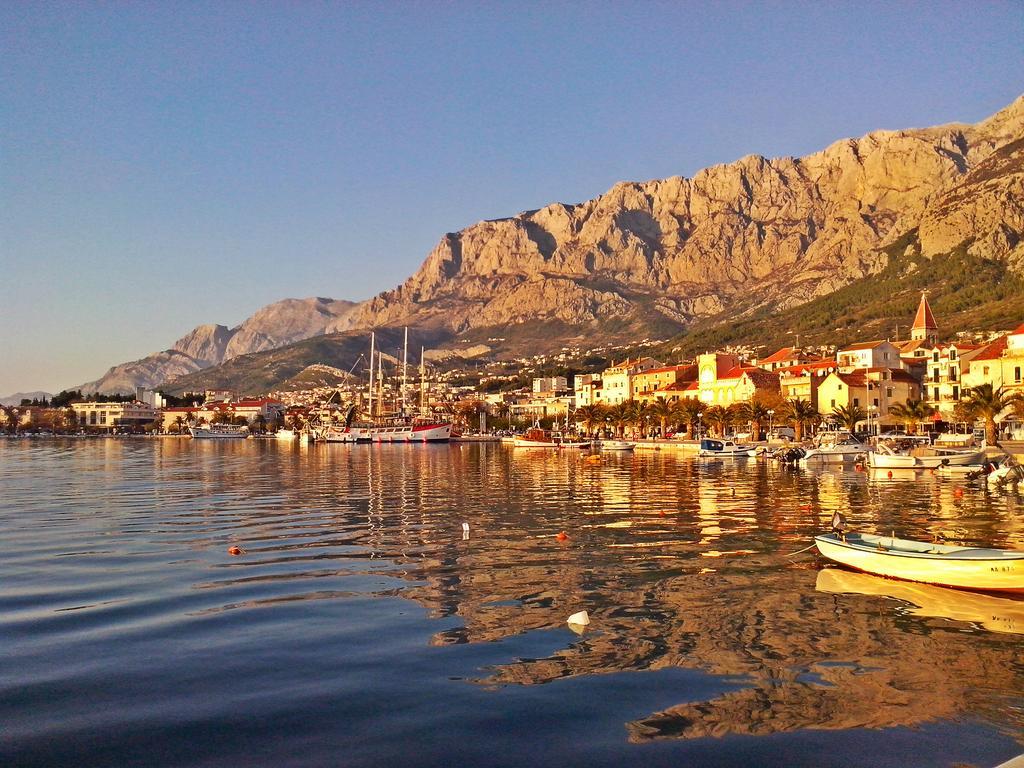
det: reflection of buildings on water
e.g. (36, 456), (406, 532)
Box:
(89, 441), (1024, 743)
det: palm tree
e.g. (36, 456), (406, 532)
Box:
(648, 397), (681, 438)
(960, 384), (1021, 445)
(678, 399), (707, 439)
(831, 403), (866, 432)
(172, 415), (186, 434)
(703, 405), (732, 438)
(625, 399), (651, 438)
(887, 398), (935, 435)
(574, 403), (609, 437)
(606, 402), (632, 437)
(783, 398), (818, 442)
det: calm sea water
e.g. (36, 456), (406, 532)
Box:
(2, 438), (1023, 768)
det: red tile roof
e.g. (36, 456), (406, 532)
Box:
(1012, 322), (1024, 335)
(912, 293), (937, 332)
(760, 346), (798, 363)
(971, 335), (1008, 361)
(778, 360), (837, 375)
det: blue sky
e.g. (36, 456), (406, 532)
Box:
(2, 1), (1022, 395)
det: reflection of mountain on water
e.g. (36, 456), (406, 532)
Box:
(466, 567), (1024, 743)
(153, 440), (1024, 744)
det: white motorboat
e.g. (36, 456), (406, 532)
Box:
(867, 442), (985, 469)
(697, 438), (758, 457)
(597, 439), (634, 451)
(190, 424), (249, 439)
(799, 431), (868, 464)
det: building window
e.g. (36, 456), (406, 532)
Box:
(950, 350), (957, 360)
(932, 368), (940, 383)
(853, 398), (859, 407)
(1016, 367), (1022, 383)
(831, 399), (835, 408)
(933, 351), (939, 362)
(953, 386), (959, 400)
(933, 387), (939, 401)
(886, 387), (893, 398)
(950, 368), (957, 382)
(983, 366), (990, 376)
(873, 398), (879, 407)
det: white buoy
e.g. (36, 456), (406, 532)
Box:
(567, 610), (590, 627)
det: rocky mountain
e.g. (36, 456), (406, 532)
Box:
(76, 96), (1023, 395)
(77, 297), (359, 394)
(0, 391), (53, 406)
(350, 95), (1023, 336)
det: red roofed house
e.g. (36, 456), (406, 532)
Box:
(756, 347), (811, 373)
(816, 368), (921, 431)
(836, 340), (906, 372)
(777, 359), (839, 409)
(962, 323), (1024, 399)
(921, 342), (985, 419)
(633, 364), (699, 403)
(695, 352), (780, 405)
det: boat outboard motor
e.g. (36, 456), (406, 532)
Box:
(830, 512), (847, 538)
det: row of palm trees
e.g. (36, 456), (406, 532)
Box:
(573, 397), (818, 441)
(571, 384), (1024, 444)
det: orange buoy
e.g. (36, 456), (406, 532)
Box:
(228, 545), (244, 556)
(556, 531), (569, 541)
(954, 488), (964, 498)
(799, 504), (812, 511)
(887, 471), (893, 478)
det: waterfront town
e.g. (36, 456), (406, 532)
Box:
(4, 294), (1023, 447)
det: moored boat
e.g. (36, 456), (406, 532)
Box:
(799, 431), (868, 464)
(814, 528), (1024, 592)
(596, 439), (634, 451)
(189, 424), (250, 439)
(697, 438), (758, 457)
(867, 442), (985, 469)
(513, 428), (590, 449)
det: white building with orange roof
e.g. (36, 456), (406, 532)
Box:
(632, 364), (698, 401)
(777, 359), (839, 408)
(962, 323), (1024, 398)
(816, 368), (921, 430)
(599, 357), (663, 405)
(921, 342), (985, 419)
(756, 346), (820, 373)
(836, 340), (906, 372)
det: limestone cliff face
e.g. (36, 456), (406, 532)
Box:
(352, 95), (1024, 332)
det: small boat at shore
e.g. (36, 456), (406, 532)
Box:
(596, 439), (634, 451)
(814, 517), (1024, 593)
(799, 431), (867, 464)
(697, 438), (758, 457)
(190, 424), (250, 439)
(513, 428), (590, 449)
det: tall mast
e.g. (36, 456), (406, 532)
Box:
(402, 327), (408, 416)
(368, 332), (375, 418)
(420, 346), (426, 415)
(378, 351), (384, 414)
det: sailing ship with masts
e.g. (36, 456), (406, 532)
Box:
(322, 329), (452, 443)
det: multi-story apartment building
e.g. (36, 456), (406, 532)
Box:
(72, 401), (160, 430)
(599, 357), (663, 405)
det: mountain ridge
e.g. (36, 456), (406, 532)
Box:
(73, 96), (1024, 394)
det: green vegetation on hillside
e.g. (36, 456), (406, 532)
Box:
(663, 235), (1023, 358)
